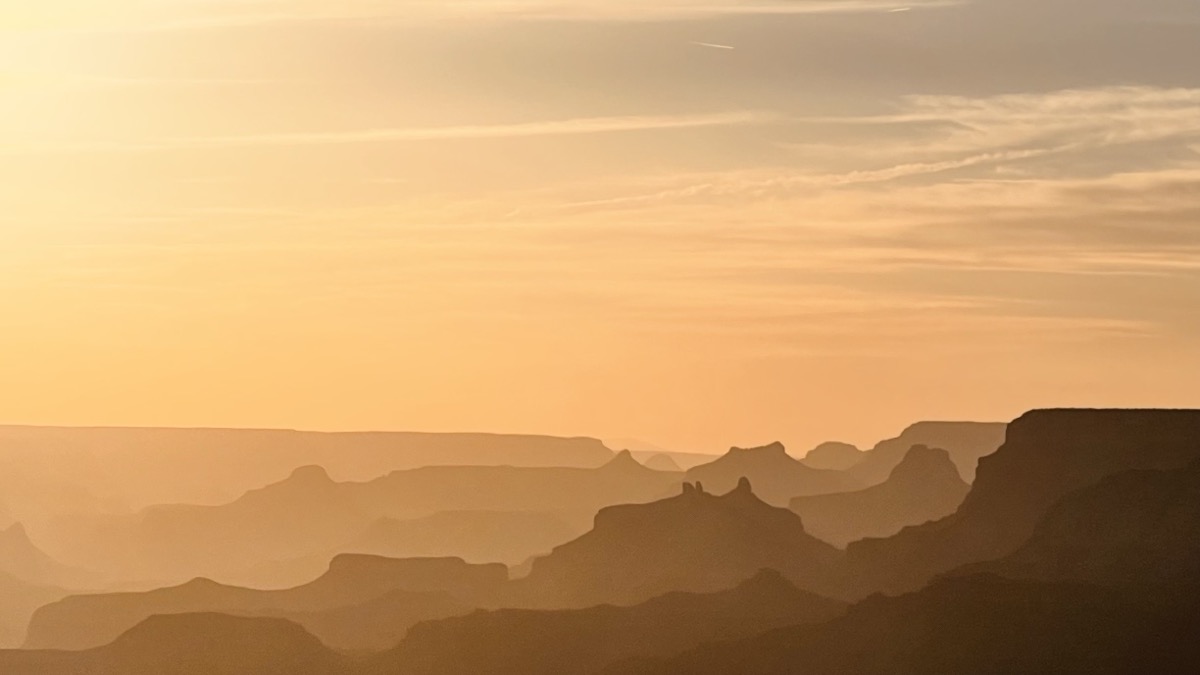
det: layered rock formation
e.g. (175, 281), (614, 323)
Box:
(800, 442), (864, 471)
(685, 443), (861, 505)
(25, 555), (506, 651)
(840, 409), (1200, 598)
(513, 479), (841, 607)
(372, 570), (844, 675)
(790, 446), (970, 547)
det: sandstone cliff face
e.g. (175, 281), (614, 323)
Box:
(790, 446), (970, 548)
(845, 421), (1007, 486)
(962, 458), (1200, 590)
(685, 443), (860, 505)
(514, 479), (842, 608)
(841, 410), (1200, 598)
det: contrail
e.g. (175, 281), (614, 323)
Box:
(690, 41), (736, 50)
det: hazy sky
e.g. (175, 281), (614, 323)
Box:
(2, 0), (1199, 452)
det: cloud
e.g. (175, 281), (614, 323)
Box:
(82, 0), (959, 32)
(798, 87), (1200, 159)
(2, 0), (959, 35)
(543, 86), (1200, 211)
(2, 110), (778, 154)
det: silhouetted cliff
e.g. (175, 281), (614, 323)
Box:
(961, 458), (1200, 590)
(846, 421), (1006, 485)
(0, 572), (67, 649)
(371, 570), (845, 675)
(348, 511), (583, 566)
(279, 589), (470, 652)
(611, 575), (1200, 675)
(800, 442), (864, 471)
(790, 446), (970, 547)
(354, 451), (680, 527)
(0, 613), (351, 675)
(226, 510), (587, 589)
(685, 443), (861, 505)
(25, 555), (506, 650)
(840, 409), (1200, 598)
(45, 454), (676, 584)
(512, 479), (841, 607)
(0, 426), (617, 513)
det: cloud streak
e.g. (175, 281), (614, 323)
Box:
(545, 86), (1200, 212)
(117, 0), (960, 30)
(2, 110), (779, 154)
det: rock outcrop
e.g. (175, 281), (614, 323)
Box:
(800, 442), (864, 471)
(840, 409), (1200, 598)
(685, 443), (861, 505)
(512, 479), (841, 607)
(790, 446), (970, 547)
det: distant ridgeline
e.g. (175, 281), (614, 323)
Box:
(0, 427), (622, 512)
(2, 410), (1200, 674)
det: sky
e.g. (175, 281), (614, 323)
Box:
(1, 0), (1199, 453)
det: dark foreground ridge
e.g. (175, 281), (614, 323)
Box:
(366, 570), (845, 675)
(24, 555), (507, 651)
(839, 409), (1200, 598)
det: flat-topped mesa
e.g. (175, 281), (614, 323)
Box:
(847, 421), (1008, 485)
(519, 478), (840, 607)
(318, 554), (509, 601)
(731, 441), (789, 456)
(790, 445), (970, 549)
(958, 457), (1200, 590)
(965, 409), (1200, 525)
(841, 408), (1200, 599)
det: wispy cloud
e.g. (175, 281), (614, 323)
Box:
(63, 0), (958, 32)
(543, 86), (1200, 212)
(788, 87), (1200, 161)
(2, 110), (778, 154)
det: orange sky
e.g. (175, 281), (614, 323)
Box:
(2, 0), (1199, 452)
